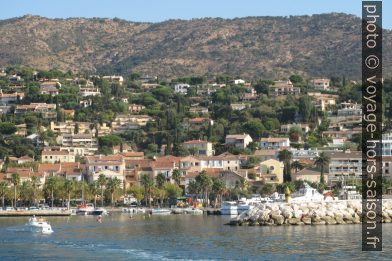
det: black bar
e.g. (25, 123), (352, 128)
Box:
(362, 1), (382, 251)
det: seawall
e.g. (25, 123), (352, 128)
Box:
(227, 200), (391, 226)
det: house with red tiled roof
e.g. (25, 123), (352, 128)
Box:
(41, 150), (75, 163)
(184, 169), (243, 192)
(86, 155), (125, 186)
(4, 167), (46, 186)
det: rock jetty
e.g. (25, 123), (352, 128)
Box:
(227, 200), (392, 226)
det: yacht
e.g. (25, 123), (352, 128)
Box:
(220, 201), (241, 215)
(26, 216), (53, 234)
(76, 203), (107, 215)
(290, 183), (336, 202)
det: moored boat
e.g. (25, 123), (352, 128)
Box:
(76, 203), (107, 215)
(151, 208), (171, 215)
(184, 207), (203, 215)
(220, 201), (239, 215)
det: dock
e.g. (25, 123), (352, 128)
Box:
(0, 210), (71, 217)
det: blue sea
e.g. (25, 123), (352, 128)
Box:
(0, 213), (391, 260)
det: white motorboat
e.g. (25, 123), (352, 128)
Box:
(151, 208), (171, 215)
(26, 216), (53, 234)
(237, 200), (254, 213)
(290, 183), (336, 202)
(184, 207), (203, 215)
(76, 203), (107, 215)
(220, 201), (239, 215)
(123, 207), (146, 214)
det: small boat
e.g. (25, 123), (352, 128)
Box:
(151, 208), (171, 215)
(220, 201), (238, 215)
(185, 207), (203, 215)
(76, 203), (107, 215)
(26, 216), (53, 234)
(291, 183), (337, 202)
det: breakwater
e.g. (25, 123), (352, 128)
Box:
(0, 210), (71, 217)
(227, 200), (392, 226)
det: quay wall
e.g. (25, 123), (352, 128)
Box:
(227, 200), (391, 226)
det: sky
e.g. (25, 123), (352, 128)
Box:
(1, 0), (391, 28)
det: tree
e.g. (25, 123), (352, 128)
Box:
(140, 174), (154, 207)
(258, 183), (276, 196)
(0, 181), (8, 209)
(164, 183), (182, 199)
(31, 176), (40, 206)
(278, 150), (293, 182)
(63, 179), (74, 210)
(291, 161), (304, 173)
(171, 169), (182, 186)
(211, 178), (226, 208)
(46, 177), (57, 208)
(315, 152), (330, 185)
(127, 185), (144, 203)
(97, 174), (107, 207)
(188, 180), (200, 195)
(298, 96), (313, 122)
(155, 173), (166, 206)
(106, 177), (121, 206)
(195, 171), (213, 207)
(289, 75), (304, 85)
(89, 181), (99, 207)
(243, 119), (265, 139)
(0, 122), (17, 135)
(11, 173), (20, 208)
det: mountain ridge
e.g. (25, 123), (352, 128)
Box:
(0, 13), (391, 79)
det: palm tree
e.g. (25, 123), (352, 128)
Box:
(156, 173), (166, 206)
(31, 176), (40, 206)
(46, 177), (57, 208)
(140, 174), (154, 207)
(97, 174), (107, 207)
(188, 180), (200, 198)
(89, 181), (99, 207)
(212, 178), (226, 208)
(0, 181), (8, 209)
(106, 178), (121, 206)
(195, 171), (212, 207)
(11, 173), (20, 208)
(315, 152), (330, 185)
(278, 149), (293, 182)
(63, 179), (74, 210)
(171, 169), (181, 186)
(291, 160), (304, 173)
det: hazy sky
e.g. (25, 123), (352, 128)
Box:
(1, 0), (391, 28)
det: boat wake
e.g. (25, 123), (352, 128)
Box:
(52, 240), (173, 260)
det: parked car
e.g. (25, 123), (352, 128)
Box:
(5, 206), (14, 211)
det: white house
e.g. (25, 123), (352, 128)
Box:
(225, 134), (253, 149)
(174, 83), (191, 94)
(259, 137), (290, 149)
(310, 78), (330, 90)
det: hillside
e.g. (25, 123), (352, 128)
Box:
(0, 14), (391, 79)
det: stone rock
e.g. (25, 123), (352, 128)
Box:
(322, 216), (337, 225)
(288, 218), (301, 225)
(335, 217), (345, 224)
(271, 214), (285, 225)
(302, 217), (312, 225)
